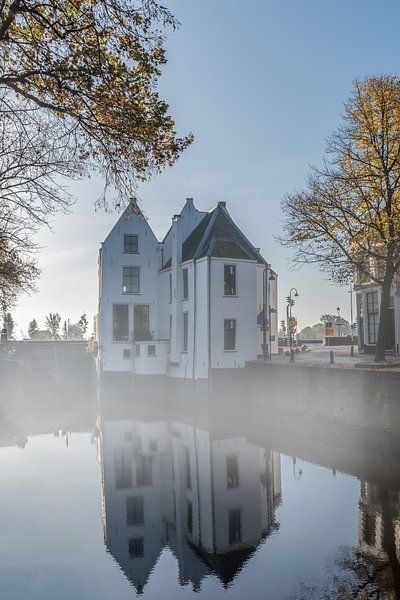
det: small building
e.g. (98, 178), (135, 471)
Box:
(354, 270), (400, 355)
(96, 198), (278, 378)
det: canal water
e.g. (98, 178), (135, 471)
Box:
(0, 375), (399, 599)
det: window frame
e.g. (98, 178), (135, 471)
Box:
(366, 291), (379, 345)
(128, 537), (144, 559)
(224, 264), (237, 296)
(126, 495), (144, 526)
(183, 268), (189, 300)
(224, 318), (237, 351)
(182, 311), (189, 352)
(226, 455), (239, 488)
(122, 265), (140, 294)
(123, 234), (139, 254)
(112, 304), (129, 342)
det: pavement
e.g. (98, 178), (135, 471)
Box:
(272, 344), (400, 369)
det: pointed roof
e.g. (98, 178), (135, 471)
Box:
(182, 204), (266, 264)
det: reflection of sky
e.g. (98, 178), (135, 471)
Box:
(0, 435), (359, 599)
(13, 0), (400, 334)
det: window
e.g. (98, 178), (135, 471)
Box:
(185, 447), (191, 489)
(114, 447), (132, 488)
(149, 440), (157, 453)
(126, 496), (144, 526)
(135, 344), (141, 357)
(224, 264), (237, 296)
(113, 305), (129, 341)
(122, 266), (140, 293)
(134, 304), (150, 341)
(147, 344), (156, 356)
(136, 454), (152, 486)
(367, 291), (379, 344)
(124, 234), (139, 254)
(128, 537), (144, 558)
(229, 509), (242, 544)
(182, 312), (188, 352)
(224, 319), (236, 351)
(226, 455), (239, 488)
(187, 500), (193, 534)
(123, 349), (131, 359)
(169, 273), (172, 303)
(183, 268), (189, 299)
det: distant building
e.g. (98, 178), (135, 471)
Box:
(96, 198), (278, 378)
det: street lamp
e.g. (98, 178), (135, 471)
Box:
(263, 266), (276, 362)
(336, 306), (341, 337)
(287, 288), (299, 362)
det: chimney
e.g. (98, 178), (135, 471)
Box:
(217, 201), (226, 208)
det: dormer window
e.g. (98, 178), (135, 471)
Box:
(124, 234), (139, 254)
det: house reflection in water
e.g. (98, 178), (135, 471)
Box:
(359, 482), (400, 564)
(99, 412), (281, 594)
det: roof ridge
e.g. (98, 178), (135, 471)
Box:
(218, 206), (267, 264)
(193, 207), (219, 260)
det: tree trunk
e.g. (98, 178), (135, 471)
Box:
(375, 271), (394, 363)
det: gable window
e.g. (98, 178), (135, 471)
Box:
(224, 264), (237, 296)
(226, 455), (239, 488)
(113, 304), (129, 341)
(224, 319), (236, 351)
(183, 268), (189, 299)
(123, 266), (140, 294)
(128, 537), (144, 558)
(126, 495), (144, 526)
(182, 312), (188, 352)
(124, 234), (138, 254)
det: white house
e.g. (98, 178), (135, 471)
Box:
(96, 198), (278, 379)
(354, 270), (400, 356)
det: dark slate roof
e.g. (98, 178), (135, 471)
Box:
(181, 212), (213, 262)
(182, 205), (266, 264)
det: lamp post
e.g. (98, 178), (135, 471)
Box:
(287, 288), (299, 362)
(349, 283), (354, 343)
(336, 306), (341, 337)
(262, 265), (276, 362)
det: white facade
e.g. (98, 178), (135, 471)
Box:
(355, 275), (400, 355)
(97, 199), (278, 378)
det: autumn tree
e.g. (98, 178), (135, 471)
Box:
(45, 312), (61, 340)
(28, 318), (38, 339)
(78, 313), (88, 337)
(0, 1), (192, 307)
(281, 76), (400, 362)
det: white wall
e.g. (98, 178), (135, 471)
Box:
(210, 258), (258, 369)
(99, 207), (159, 372)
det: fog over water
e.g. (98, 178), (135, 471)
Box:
(0, 371), (399, 599)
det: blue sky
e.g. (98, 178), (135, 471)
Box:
(12, 0), (400, 335)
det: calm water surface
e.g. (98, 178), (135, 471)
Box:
(0, 376), (398, 599)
